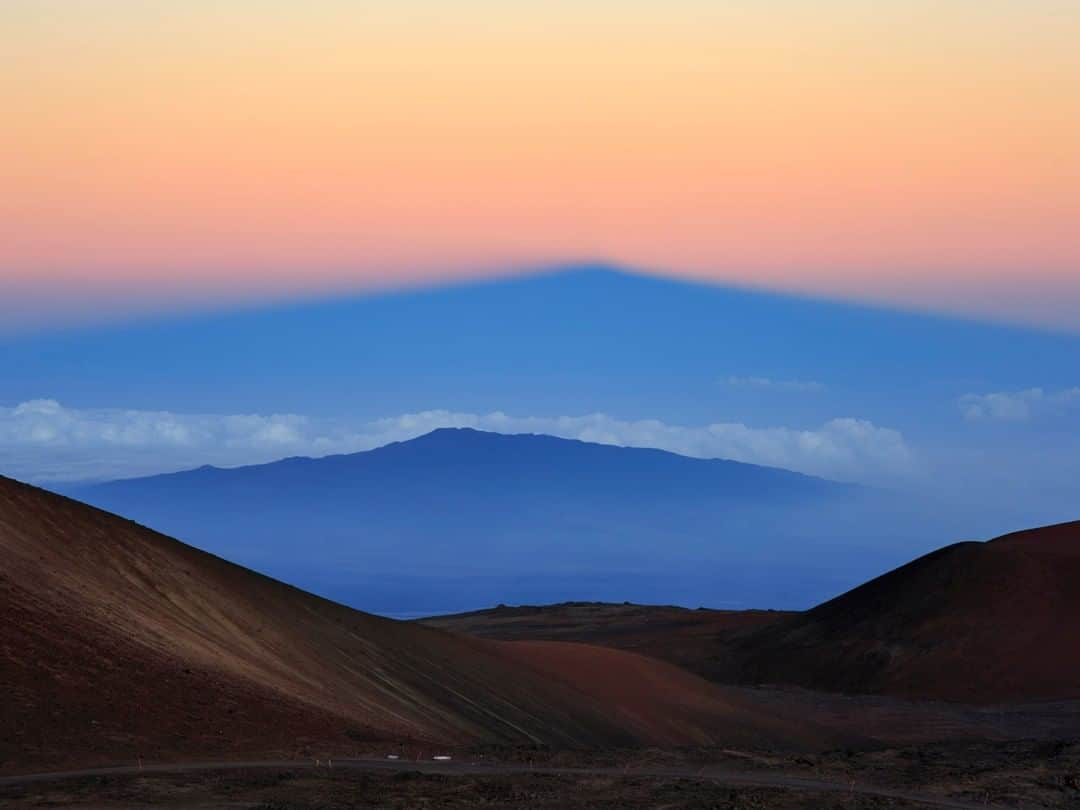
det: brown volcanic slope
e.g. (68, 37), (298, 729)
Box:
(427, 523), (1080, 705)
(0, 476), (835, 774)
(710, 521), (1080, 703)
(421, 602), (792, 675)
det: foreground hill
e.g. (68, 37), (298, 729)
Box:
(712, 521), (1080, 703)
(429, 523), (1080, 704)
(65, 428), (858, 612)
(0, 475), (842, 774)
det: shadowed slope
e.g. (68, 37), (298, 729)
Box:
(424, 523), (1080, 704)
(711, 522), (1080, 703)
(0, 476), (833, 774)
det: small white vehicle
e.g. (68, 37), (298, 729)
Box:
(432, 755), (453, 761)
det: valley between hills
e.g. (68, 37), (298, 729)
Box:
(3, 474), (1079, 807)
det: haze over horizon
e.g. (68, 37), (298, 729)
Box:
(3, 269), (1078, 580)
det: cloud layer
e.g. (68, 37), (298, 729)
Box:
(959, 387), (1080, 423)
(0, 400), (914, 485)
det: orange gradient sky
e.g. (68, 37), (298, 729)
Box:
(2, 1), (1078, 329)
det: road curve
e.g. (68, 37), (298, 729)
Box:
(0, 757), (999, 809)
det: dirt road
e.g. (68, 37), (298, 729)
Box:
(0, 756), (1001, 808)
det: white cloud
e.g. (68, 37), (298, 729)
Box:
(0, 400), (914, 485)
(959, 387), (1080, 423)
(724, 376), (825, 393)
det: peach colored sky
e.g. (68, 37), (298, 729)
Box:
(2, 2), (1078, 329)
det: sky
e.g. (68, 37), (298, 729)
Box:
(2, 1), (1079, 331)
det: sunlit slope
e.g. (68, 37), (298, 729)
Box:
(0, 475), (826, 772)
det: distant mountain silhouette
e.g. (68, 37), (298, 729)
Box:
(65, 429), (861, 611)
(83, 426), (841, 499)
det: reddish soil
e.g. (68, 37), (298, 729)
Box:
(422, 601), (791, 674)
(0, 476), (841, 774)
(427, 523), (1080, 705)
(5, 474), (1077, 779)
(497, 641), (827, 749)
(707, 521), (1080, 703)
